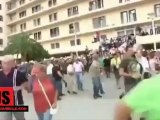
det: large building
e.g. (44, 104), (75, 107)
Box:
(0, 1), (8, 51)
(5, 0), (160, 55)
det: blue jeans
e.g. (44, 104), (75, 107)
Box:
(54, 80), (62, 97)
(75, 72), (83, 90)
(37, 109), (53, 120)
(92, 76), (104, 96)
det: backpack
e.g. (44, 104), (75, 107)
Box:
(128, 60), (143, 75)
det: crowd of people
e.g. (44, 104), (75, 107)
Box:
(0, 41), (160, 120)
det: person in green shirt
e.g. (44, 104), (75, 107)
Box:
(114, 74), (160, 120)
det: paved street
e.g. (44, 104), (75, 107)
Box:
(23, 73), (124, 120)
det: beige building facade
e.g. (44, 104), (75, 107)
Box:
(5, 0), (160, 55)
(0, 1), (8, 51)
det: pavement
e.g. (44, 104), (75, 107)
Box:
(22, 73), (125, 120)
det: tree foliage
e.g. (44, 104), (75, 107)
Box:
(4, 33), (50, 61)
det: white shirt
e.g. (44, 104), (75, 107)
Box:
(67, 64), (74, 73)
(138, 57), (149, 72)
(73, 61), (84, 72)
(47, 63), (53, 75)
(149, 59), (156, 72)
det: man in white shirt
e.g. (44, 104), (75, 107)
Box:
(73, 58), (84, 91)
(47, 61), (54, 81)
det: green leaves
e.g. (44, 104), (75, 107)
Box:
(4, 33), (50, 61)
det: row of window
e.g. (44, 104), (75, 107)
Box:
(50, 39), (81, 49)
(16, 5), (160, 39)
(18, 0), (104, 19)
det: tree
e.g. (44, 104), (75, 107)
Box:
(4, 33), (50, 61)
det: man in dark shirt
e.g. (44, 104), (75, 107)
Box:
(52, 60), (64, 100)
(0, 55), (28, 120)
(119, 45), (143, 97)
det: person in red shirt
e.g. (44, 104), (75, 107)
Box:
(30, 63), (58, 120)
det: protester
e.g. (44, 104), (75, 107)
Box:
(73, 58), (84, 91)
(89, 53), (105, 99)
(66, 59), (77, 94)
(114, 73), (160, 120)
(0, 55), (28, 120)
(119, 45), (143, 98)
(30, 63), (57, 120)
(111, 52), (121, 89)
(52, 60), (64, 100)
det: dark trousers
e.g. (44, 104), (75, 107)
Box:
(92, 76), (104, 97)
(54, 80), (62, 97)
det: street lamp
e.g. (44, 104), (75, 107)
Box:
(147, 12), (156, 50)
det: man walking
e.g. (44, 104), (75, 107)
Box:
(73, 58), (84, 91)
(89, 53), (105, 99)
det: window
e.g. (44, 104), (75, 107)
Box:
(0, 16), (3, 21)
(68, 6), (78, 17)
(11, 26), (17, 33)
(0, 4), (2, 10)
(117, 31), (125, 37)
(50, 27), (59, 37)
(70, 39), (81, 46)
(93, 16), (106, 29)
(70, 40), (75, 46)
(51, 43), (55, 49)
(48, 0), (57, 7)
(0, 27), (2, 33)
(121, 11), (128, 23)
(77, 39), (81, 45)
(69, 22), (80, 34)
(155, 4), (160, 17)
(121, 9), (137, 23)
(32, 5), (41, 13)
(33, 18), (41, 26)
(129, 9), (137, 22)
(55, 43), (60, 48)
(119, 0), (131, 3)
(49, 12), (57, 22)
(19, 10), (26, 18)
(126, 29), (134, 35)
(0, 39), (3, 46)
(34, 32), (41, 40)
(19, 0), (25, 5)
(20, 23), (26, 31)
(89, 0), (104, 11)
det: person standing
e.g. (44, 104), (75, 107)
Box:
(89, 53), (105, 99)
(73, 58), (84, 91)
(119, 45), (143, 98)
(66, 59), (77, 94)
(30, 63), (57, 120)
(52, 60), (64, 100)
(0, 55), (29, 120)
(46, 61), (54, 83)
(111, 52), (121, 89)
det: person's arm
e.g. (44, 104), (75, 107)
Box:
(114, 102), (132, 120)
(119, 68), (131, 77)
(115, 79), (152, 120)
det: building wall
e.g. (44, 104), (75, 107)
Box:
(0, 1), (8, 51)
(6, 0), (160, 55)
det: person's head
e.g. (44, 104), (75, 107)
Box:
(149, 51), (155, 59)
(31, 63), (47, 80)
(1, 55), (15, 71)
(54, 60), (59, 66)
